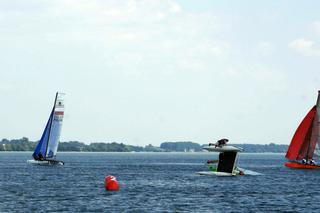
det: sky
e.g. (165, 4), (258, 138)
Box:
(0, 0), (320, 146)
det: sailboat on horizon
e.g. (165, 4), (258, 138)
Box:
(27, 92), (65, 165)
(285, 91), (320, 169)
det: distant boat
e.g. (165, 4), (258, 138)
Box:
(27, 92), (65, 165)
(285, 91), (320, 169)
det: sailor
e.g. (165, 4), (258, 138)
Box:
(310, 159), (316, 165)
(239, 170), (245, 176)
(33, 153), (39, 160)
(38, 153), (43, 161)
(207, 160), (218, 164)
(215, 138), (229, 147)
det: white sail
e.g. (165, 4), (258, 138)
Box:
(46, 93), (65, 158)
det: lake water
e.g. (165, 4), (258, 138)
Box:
(0, 152), (319, 212)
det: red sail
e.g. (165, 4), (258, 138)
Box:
(286, 106), (317, 160)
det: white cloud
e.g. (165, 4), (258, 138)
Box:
(42, 0), (228, 76)
(0, 0), (229, 75)
(289, 38), (320, 56)
(3, 0), (296, 145)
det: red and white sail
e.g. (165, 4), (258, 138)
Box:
(46, 92), (65, 158)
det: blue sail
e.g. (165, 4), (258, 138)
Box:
(32, 109), (54, 159)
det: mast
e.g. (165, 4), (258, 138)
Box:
(44, 92), (58, 159)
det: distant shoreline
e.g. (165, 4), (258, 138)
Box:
(1, 137), (288, 153)
(0, 151), (286, 155)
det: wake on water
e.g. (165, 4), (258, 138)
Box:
(196, 168), (262, 176)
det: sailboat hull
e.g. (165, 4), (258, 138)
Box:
(284, 162), (320, 169)
(196, 171), (237, 176)
(27, 159), (64, 166)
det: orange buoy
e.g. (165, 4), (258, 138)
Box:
(105, 175), (120, 191)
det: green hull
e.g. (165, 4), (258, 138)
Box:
(207, 164), (217, 172)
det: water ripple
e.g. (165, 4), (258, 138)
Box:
(0, 152), (318, 212)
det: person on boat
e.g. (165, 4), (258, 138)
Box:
(38, 153), (44, 161)
(32, 153), (39, 160)
(302, 159), (307, 164)
(208, 139), (229, 147)
(215, 139), (228, 147)
(310, 159), (316, 165)
(207, 160), (218, 164)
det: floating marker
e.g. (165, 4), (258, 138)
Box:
(105, 175), (119, 191)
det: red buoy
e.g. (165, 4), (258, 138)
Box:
(104, 175), (120, 191)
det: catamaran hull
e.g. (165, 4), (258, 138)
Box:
(27, 159), (64, 165)
(196, 171), (237, 176)
(284, 162), (320, 169)
(203, 145), (242, 152)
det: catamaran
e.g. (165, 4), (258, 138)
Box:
(197, 139), (245, 176)
(285, 91), (320, 169)
(27, 92), (65, 165)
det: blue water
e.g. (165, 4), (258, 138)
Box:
(0, 152), (319, 212)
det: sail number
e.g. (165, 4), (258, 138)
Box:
(54, 115), (64, 121)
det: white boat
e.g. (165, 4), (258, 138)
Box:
(203, 145), (243, 152)
(196, 171), (237, 176)
(27, 92), (65, 165)
(197, 139), (245, 176)
(27, 159), (64, 165)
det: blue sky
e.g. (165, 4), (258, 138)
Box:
(0, 0), (319, 145)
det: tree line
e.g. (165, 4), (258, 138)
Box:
(0, 137), (288, 152)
